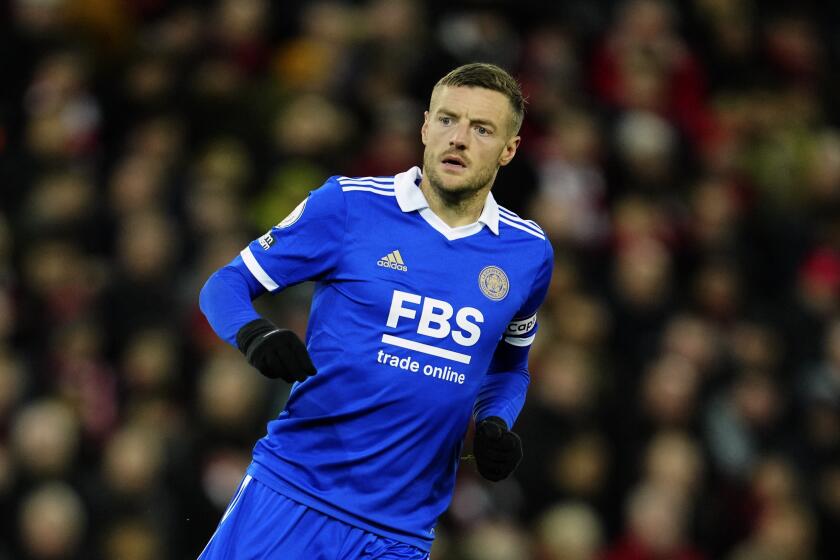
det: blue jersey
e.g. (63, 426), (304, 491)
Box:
(200, 166), (553, 551)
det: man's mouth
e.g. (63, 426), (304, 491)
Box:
(441, 155), (467, 169)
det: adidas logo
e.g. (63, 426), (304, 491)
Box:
(377, 250), (408, 272)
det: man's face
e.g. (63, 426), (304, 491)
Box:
(421, 86), (520, 201)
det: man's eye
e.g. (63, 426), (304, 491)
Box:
(440, 116), (451, 125)
(476, 126), (490, 135)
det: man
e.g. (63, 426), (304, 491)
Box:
(198, 62), (553, 559)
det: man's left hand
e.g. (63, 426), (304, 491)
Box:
(473, 416), (523, 482)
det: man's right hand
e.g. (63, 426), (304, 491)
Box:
(236, 318), (317, 383)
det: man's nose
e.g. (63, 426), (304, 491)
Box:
(449, 122), (469, 149)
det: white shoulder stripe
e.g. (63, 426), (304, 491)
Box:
(338, 180), (395, 189)
(341, 186), (397, 196)
(241, 247), (280, 291)
(504, 334), (536, 347)
(498, 205), (533, 219)
(499, 216), (546, 239)
(498, 206), (542, 228)
(337, 176), (395, 185)
(509, 219), (544, 237)
(498, 207), (543, 234)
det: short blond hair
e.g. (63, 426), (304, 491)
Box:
(433, 62), (525, 134)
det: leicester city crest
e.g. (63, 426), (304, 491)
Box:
(478, 266), (509, 301)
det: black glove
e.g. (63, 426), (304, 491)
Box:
(473, 416), (523, 482)
(236, 318), (316, 383)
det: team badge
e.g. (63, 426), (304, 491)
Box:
(478, 266), (509, 301)
(277, 197), (308, 228)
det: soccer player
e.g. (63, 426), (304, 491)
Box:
(198, 62), (553, 559)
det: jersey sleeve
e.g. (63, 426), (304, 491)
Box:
(239, 178), (347, 292)
(503, 237), (554, 350)
(473, 239), (554, 428)
(199, 258), (264, 346)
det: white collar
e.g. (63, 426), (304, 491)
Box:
(393, 166), (500, 239)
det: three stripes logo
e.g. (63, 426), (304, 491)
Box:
(377, 250), (408, 272)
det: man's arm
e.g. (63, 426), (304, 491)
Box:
(199, 259), (263, 346)
(470, 335), (531, 482)
(473, 341), (531, 429)
(198, 178), (347, 382)
(199, 261), (316, 382)
(471, 239), (554, 481)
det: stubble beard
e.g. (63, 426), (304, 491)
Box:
(423, 150), (498, 208)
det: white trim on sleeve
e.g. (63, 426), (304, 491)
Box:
(504, 334), (536, 347)
(240, 247), (280, 291)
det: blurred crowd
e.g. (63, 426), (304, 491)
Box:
(1, 0), (840, 558)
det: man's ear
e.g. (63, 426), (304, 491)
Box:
(421, 110), (430, 146)
(498, 135), (521, 167)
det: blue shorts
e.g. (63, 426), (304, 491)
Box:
(198, 475), (430, 559)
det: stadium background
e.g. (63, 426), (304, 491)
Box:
(1, 0), (840, 558)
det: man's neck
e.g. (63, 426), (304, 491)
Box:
(418, 177), (489, 229)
